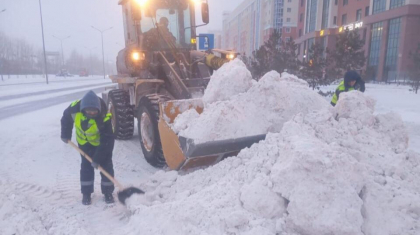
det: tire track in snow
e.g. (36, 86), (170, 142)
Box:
(0, 173), (130, 235)
(52, 172), (131, 234)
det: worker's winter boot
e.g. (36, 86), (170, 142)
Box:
(104, 193), (114, 204)
(82, 194), (91, 205)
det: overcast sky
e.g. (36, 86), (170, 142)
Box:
(0, 0), (242, 62)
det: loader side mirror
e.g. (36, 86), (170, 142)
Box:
(201, 3), (209, 24)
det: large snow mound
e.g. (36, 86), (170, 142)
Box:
(202, 58), (256, 104)
(174, 70), (329, 143)
(123, 62), (420, 234)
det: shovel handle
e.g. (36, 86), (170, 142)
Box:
(67, 140), (124, 189)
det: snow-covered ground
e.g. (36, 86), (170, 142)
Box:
(321, 83), (420, 153)
(0, 69), (419, 234)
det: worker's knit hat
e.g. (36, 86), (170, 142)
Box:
(344, 70), (361, 87)
(80, 90), (101, 112)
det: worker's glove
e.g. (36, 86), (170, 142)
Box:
(61, 138), (69, 144)
(91, 162), (99, 169)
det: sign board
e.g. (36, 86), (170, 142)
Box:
(198, 34), (215, 50)
(339, 21), (364, 33)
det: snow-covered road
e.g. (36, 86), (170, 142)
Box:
(0, 76), (157, 234)
(0, 76), (419, 234)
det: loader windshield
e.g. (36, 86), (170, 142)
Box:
(140, 1), (193, 50)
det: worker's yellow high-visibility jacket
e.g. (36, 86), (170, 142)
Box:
(331, 81), (354, 106)
(71, 100), (112, 146)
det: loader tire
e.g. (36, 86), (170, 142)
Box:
(108, 89), (134, 140)
(137, 94), (170, 168)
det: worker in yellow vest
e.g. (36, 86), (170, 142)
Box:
(61, 90), (115, 205)
(331, 70), (365, 106)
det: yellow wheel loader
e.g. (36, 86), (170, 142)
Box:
(105, 0), (265, 171)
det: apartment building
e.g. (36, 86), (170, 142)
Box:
(222, 0), (299, 56)
(296, 0), (420, 81)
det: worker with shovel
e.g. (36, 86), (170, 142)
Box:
(61, 90), (115, 205)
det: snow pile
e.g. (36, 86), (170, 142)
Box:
(174, 70), (329, 143)
(202, 58), (255, 103)
(124, 86), (420, 234)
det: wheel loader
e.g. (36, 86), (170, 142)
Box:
(104, 0), (266, 171)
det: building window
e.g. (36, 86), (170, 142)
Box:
(335, 0), (338, 5)
(306, 0), (318, 33)
(321, 0), (330, 29)
(287, 8), (291, 12)
(301, 0), (304, 7)
(288, 0), (292, 2)
(285, 27), (291, 33)
(373, 0), (386, 14)
(356, 9), (362, 21)
(285, 37), (291, 42)
(342, 14), (347, 25)
(299, 28), (303, 37)
(334, 16), (337, 25)
(300, 13), (303, 22)
(287, 18), (291, 22)
(343, 0), (348, 6)
(298, 44), (301, 55)
(390, 0), (405, 9)
(368, 21), (384, 80)
(385, 18), (402, 81)
(365, 6), (370, 16)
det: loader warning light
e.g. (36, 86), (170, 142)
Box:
(227, 54), (235, 60)
(134, 0), (148, 6)
(191, 38), (197, 44)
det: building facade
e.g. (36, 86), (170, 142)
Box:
(296, 0), (420, 81)
(222, 0), (299, 56)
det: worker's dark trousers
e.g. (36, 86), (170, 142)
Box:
(79, 143), (115, 195)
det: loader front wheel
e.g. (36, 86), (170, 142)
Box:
(137, 95), (167, 168)
(108, 89), (134, 140)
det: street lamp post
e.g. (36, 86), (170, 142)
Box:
(0, 9), (5, 81)
(38, 0), (49, 84)
(53, 35), (71, 67)
(91, 26), (113, 79)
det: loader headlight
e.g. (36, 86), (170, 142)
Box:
(131, 51), (146, 62)
(227, 54), (235, 60)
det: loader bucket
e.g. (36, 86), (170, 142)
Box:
(158, 99), (266, 171)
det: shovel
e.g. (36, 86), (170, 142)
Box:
(67, 140), (144, 205)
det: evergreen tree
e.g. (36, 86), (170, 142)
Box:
(251, 46), (270, 79)
(409, 43), (420, 94)
(300, 43), (327, 90)
(275, 38), (299, 75)
(328, 29), (366, 78)
(250, 29), (282, 79)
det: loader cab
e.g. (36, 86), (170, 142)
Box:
(121, 0), (199, 51)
